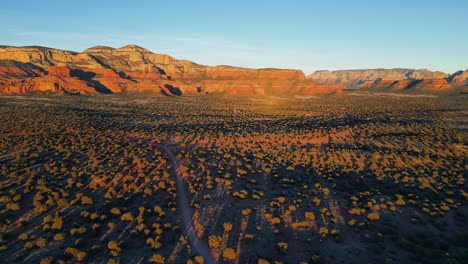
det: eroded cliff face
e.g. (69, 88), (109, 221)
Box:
(448, 70), (468, 86)
(0, 44), (463, 95)
(308, 68), (461, 92)
(0, 44), (341, 95)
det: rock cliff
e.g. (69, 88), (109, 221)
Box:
(0, 44), (463, 95)
(0, 44), (341, 95)
(448, 70), (468, 85)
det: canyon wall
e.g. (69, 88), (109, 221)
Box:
(0, 45), (340, 95)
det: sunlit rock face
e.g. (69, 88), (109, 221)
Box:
(0, 45), (342, 95)
(1, 44), (463, 95)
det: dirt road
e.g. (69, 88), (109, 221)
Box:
(160, 145), (217, 264)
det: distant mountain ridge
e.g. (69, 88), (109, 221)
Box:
(447, 70), (468, 85)
(0, 44), (466, 95)
(308, 68), (467, 92)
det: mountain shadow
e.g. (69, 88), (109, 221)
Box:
(161, 84), (182, 96)
(70, 69), (113, 94)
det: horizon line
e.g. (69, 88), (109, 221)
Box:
(0, 43), (465, 75)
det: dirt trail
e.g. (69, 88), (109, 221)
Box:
(160, 145), (217, 264)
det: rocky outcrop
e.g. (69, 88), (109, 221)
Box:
(0, 64), (108, 94)
(0, 59), (45, 78)
(20, 76), (100, 94)
(0, 45), (341, 95)
(408, 69), (448, 80)
(448, 70), (468, 86)
(368, 79), (453, 92)
(406, 79), (455, 92)
(388, 80), (413, 90)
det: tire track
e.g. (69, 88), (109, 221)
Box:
(160, 145), (217, 264)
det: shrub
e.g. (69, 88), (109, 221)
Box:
(35, 238), (47, 248)
(40, 256), (54, 264)
(367, 212), (380, 221)
(208, 235), (222, 249)
(65, 247), (87, 261)
(349, 208), (361, 215)
(223, 222), (233, 232)
(222, 248), (236, 261)
(81, 196), (93, 205)
(51, 214), (63, 230)
(322, 188), (330, 196)
(244, 234), (254, 241)
(277, 242), (288, 253)
(146, 237), (162, 249)
(149, 254), (165, 263)
(305, 212), (315, 220)
(121, 212), (133, 221)
(53, 233), (65, 241)
(6, 202), (20, 211)
(108, 240), (122, 256)
(242, 209), (252, 216)
(319, 227), (329, 238)
(111, 208), (122, 215)
(107, 240), (119, 250)
(24, 241), (34, 250)
(194, 256), (204, 264)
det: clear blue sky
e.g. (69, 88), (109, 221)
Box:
(1, 0), (467, 74)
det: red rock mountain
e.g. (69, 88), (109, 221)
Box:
(0, 45), (341, 95)
(308, 69), (465, 92)
(1, 45), (465, 95)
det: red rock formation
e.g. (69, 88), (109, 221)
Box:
(0, 67), (31, 78)
(23, 76), (98, 94)
(0, 63), (104, 94)
(0, 60), (44, 78)
(204, 66), (305, 81)
(369, 79), (398, 90)
(0, 45), (462, 95)
(389, 80), (413, 90)
(49, 66), (72, 77)
(0, 45), (339, 95)
(1, 75), (98, 94)
(356, 78), (455, 92)
(408, 79), (455, 92)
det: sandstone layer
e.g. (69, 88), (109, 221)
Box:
(1, 45), (465, 95)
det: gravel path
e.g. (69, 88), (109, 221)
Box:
(160, 145), (217, 264)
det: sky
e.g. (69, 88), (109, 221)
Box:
(1, 0), (467, 74)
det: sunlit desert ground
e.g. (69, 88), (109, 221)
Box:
(0, 93), (466, 263)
